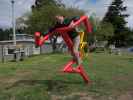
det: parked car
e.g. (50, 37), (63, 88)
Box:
(128, 47), (133, 52)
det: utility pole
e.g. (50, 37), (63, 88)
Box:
(11, 0), (18, 62)
(11, 0), (16, 46)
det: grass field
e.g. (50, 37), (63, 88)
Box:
(0, 53), (133, 100)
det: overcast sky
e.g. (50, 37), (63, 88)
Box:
(0, 0), (133, 28)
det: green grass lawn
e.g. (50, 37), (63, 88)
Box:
(0, 53), (133, 100)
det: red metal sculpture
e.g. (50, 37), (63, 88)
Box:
(34, 16), (92, 83)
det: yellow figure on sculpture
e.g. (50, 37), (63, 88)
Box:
(79, 31), (88, 59)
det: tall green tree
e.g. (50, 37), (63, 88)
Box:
(26, 0), (84, 52)
(26, 0), (84, 34)
(31, 0), (64, 10)
(103, 0), (129, 47)
(0, 28), (12, 41)
(0, 28), (4, 41)
(96, 22), (114, 41)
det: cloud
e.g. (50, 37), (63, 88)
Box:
(0, 0), (35, 28)
(124, 0), (133, 28)
(62, 0), (112, 18)
(0, 0), (133, 28)
(62, 0), (133, 28)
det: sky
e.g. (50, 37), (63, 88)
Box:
(0, 0), (133, 28)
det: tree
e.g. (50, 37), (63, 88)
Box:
(31, 0), (64, 10)
(87, 18), (114, 49)
(0, 28), (12, 41)
(103, 0), (129, 47)
(0, 28), (4, 41)
(26, 0), (84, 52)
(123, 28), (133, 46)
(16, 12), (30, 35)
(96, 22), (114, 41)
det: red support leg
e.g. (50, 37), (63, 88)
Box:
(63, 60), (76, 73)
(60, 32), (73, 52)
(72, 16), (92, 33)
(75, 65), (90, 83)
(62, 60), (90, 83)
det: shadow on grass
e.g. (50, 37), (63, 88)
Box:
(119, 57), (133, 61)
(6, 79), (83, 91)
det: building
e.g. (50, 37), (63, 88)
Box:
(0, 34), (67, 62)
(0, 34), (51, 62)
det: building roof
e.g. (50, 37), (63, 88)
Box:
(0, 39), (34, 45)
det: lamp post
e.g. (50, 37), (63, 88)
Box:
(11, 0), (16, 46)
